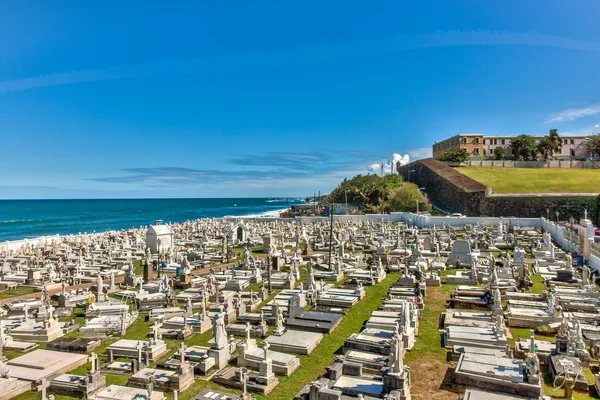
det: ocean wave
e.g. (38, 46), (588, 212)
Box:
(225, 208), (288, 219)
(0, 219), (35, 224)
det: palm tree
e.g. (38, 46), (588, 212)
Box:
(548, 129), (563, 157)
(304, 196), (311, 204)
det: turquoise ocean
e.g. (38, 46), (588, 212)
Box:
(0, 198), (304, 242)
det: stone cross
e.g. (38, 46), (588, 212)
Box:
(89, 352), (98, 374)
(152, 322), (159, 341)
(244, 322), (251, 342)
(39, 379), (50, 400)
(136, 341), (143, 364)
(179, 342), (186, 366)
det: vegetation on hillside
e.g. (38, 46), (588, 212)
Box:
(435, 148), (469, 163)
(326, 173), (432, 213)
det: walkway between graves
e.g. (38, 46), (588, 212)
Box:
(254, 273), (400, 400)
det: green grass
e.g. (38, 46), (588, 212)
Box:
(254, 273), (399, 400)
(530, 274), (545, 294)
(0, 286), (37, 300)
(405, 283), (456, 365)
(456, 167), (600, 194)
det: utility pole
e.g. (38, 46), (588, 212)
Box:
(344, 190), (348, 215)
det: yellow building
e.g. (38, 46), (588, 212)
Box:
(432, 133), (484, 158)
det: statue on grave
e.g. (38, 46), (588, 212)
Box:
(181, 256), (191, 275)
(388, 331), (404, 373)
(212, 313), (228, 349)
(524, 352), (540, 384)
(547, 292), (556, 315)
(274, 307), (285, 335)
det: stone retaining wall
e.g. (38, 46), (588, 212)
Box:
(398, 158), (488, 216)
(484, 194), (599, 221)
(398, 158), (599, 221)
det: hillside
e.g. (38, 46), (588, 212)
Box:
(456, 167), (600, 194)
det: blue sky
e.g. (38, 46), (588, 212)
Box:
(1, 1), (600, 199)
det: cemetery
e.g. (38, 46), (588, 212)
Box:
(0, 213), (599, 399)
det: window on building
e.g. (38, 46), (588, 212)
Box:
(501, 139), (505, 145)
(570, 149), (575, 156)
(571, 139), (575, 145)
(474, 137), (479, 144)
(461, 138), (466, 144)
(493, 139), (497, 145)
(483, 149), (486, 156)
(474, 148), (480, 155)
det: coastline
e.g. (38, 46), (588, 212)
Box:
(1, 206), (290, 252)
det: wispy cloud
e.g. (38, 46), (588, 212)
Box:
(545, 105), (600, 123)
(87, 150), (385, 187)
(0, 185), (57, 190)
(88, 167), (305, 185)
(230, 152), (329, 170)
(2, 30), (600, 93)
(88, 148), (433, 188)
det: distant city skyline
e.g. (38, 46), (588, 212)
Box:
(1, 2), (600, 199)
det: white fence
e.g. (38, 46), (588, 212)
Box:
(394, 212), (600, 270)
(391, 212), (542, 229)
(295, 214), (400, 223)
(444, 160), (600, 169)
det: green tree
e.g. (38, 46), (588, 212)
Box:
(586, 133), (600, 158)
(537, 129), (562, 160)
(537, 137), (554, 161)
(435, 148), (469, 163)
(326, 174), (394, 212)
(387, 183), (432, 212)
(510, 134), (537, 160)
(548, 129), (563, 153)
(493, 147), (505, 160)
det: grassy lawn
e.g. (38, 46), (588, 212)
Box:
(456, 167), (600, 194)
(0, 286), (37, 300)
(256, 273), (399, 400)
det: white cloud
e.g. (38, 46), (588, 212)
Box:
(545, 105), (600, 123)
(368, 153), (411, 175)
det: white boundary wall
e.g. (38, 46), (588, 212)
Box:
(4, 213), (600, 271)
